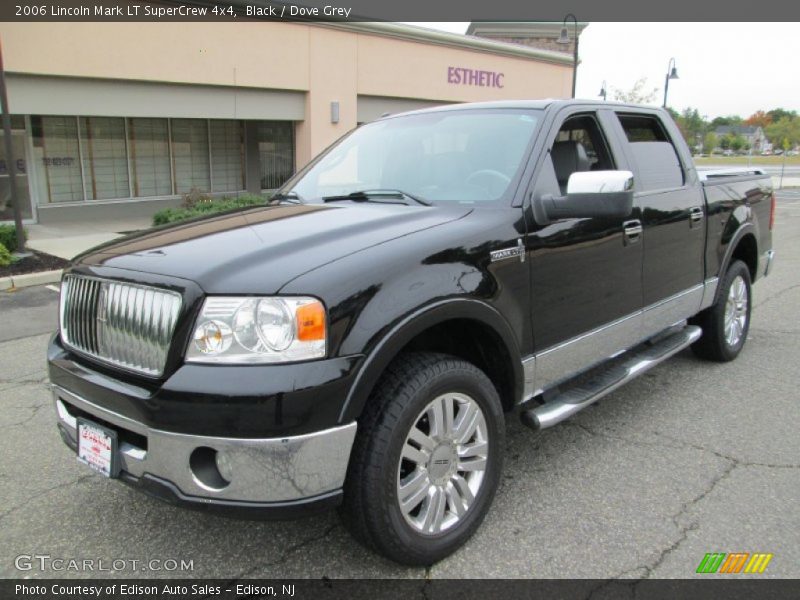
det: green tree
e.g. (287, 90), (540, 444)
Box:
(611, 77), (659, 104)
(710, 115), (743, 128)
(703, 132), (718, 154)
(766, 108), (797, 123)
(719, 136), (731, 151)
(765, 116), (800, 147)
(730, 135), (745, 152)
(674, 107), (707, 148)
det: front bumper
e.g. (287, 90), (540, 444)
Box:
(53, 384), (357, 515)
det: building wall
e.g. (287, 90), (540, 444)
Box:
(0, 21), (572, 223)
(0, 21), (572, 166)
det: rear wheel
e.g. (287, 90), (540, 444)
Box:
(691, 260), (752, 362)
(340, 352), (504, 565)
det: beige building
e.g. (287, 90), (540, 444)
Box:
(0, 21), (575, 224)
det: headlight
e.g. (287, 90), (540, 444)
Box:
(186, 296), (326, 364)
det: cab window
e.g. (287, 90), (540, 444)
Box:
(617, 114), (684, 191)
(549, 114), (615, 194)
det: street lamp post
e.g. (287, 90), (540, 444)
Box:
(662, 57), (679, 109)
(599, 80), (607, 101)
(557, 14), (579, 98)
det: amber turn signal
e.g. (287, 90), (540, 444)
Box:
(296, 301), (326, 341)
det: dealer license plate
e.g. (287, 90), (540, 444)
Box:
(77, 418), (119, 478)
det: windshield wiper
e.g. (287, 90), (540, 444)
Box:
(269, 190), (304, 205)
(322, 189), (431, 206)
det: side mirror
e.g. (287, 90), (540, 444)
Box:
(540, 170), (635, 221)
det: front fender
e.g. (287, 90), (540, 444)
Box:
(337, 298), (524, 424)
(278, 207), (528, 423)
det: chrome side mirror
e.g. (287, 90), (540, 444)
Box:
(566, 170), (634, 195)
(539, 170), (635, 221)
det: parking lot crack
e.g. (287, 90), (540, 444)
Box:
(651, 431), (800, 469)
(640, 459), (737, 579)
(566, 422), (686, 453)
(0, 376), (49, 387)
(753, 282), (800, 309)
(0, 473), (96, 524)
(568, 423), (749, 581)
(6, 401), (50, 428)
(232, 523), (340, 579)
(567, 424), (799, 470)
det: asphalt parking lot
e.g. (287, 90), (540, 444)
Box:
(1, 191), (798, 580)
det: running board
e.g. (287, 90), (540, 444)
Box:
(521, 325), (702, 430)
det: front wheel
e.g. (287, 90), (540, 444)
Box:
(691, 260), (752, 362)
(340, 352), (504, 566)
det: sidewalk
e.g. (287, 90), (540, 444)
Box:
(26, 217), (152, 260)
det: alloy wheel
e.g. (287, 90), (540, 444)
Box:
(396, 393), (489, 535)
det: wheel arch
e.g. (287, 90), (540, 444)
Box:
(339, 299), (524, 424)
(715, 225), (759, 303)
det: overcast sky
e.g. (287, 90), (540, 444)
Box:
(406, 22), (799, 119)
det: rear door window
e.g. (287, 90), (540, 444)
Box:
(617, 114), (684, 191)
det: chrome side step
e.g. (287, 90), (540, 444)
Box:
(521, 325), (702, 430)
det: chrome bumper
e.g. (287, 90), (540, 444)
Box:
(762, 249), (775, 277)
(53, 385), (356, 504)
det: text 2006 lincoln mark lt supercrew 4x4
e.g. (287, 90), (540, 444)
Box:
(49, 100), (775, 565)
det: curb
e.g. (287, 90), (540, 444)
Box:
(0, 269), (63, 291)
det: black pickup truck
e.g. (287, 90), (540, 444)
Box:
(49, 100), (775, 565)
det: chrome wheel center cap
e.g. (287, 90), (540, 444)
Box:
(428, 443), (457, 484)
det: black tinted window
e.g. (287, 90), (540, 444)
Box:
(618, 114), (684, 191)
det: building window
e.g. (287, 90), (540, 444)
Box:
(129, 118), (172, 197)
(256, 121), (294, 190)
(26, 115), (295, 206)
(31, 116), (83, 203)
(171, 118), (210, 193)
(210, 120), (244, 192)
(79, 117), (130, 200)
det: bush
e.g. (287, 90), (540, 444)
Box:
(0, 242), (12, 267)
(152, 194), (267, 226)
(0, 223), (26, 253)
(180, 187), (213, 209)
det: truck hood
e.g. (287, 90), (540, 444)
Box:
(75, 203), (472, 293)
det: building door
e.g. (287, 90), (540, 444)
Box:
(0, 127), (33, 222)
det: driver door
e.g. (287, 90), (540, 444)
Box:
(525, 108), (644, 392)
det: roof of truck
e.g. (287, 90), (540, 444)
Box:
(381, 99), (667, 119)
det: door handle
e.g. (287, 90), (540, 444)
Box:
(623, 219), (642, 245)
(689, 206), (704, 226)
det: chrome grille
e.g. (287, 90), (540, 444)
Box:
(59, 275), (182, 376)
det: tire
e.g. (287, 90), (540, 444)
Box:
(340, 352), (505, 566)
(691, 260), (752, 362)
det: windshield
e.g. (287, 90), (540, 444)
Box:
(288, 109), (542, 205)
